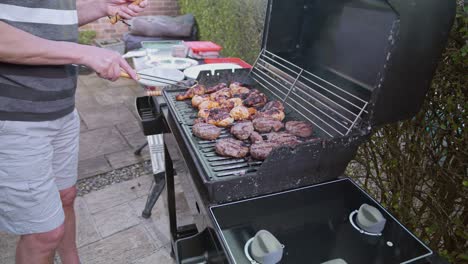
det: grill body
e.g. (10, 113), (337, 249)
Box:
(164, 67), (368, 203)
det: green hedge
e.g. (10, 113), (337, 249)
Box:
(179, 0), (267, 63)
(348, 4), (467, 262)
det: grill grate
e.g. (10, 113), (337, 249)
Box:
(166, 93), (264, 179)
(250, 49), (369, 138)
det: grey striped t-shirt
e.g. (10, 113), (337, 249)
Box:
(0, 0), (79, 121)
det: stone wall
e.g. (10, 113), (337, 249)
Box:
(79, 0), (180, 39)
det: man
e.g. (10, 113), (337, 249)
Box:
(0, 0), (148, 263)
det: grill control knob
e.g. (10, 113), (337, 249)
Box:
(245, 230), (284, 264)
(321, 259), (348, 264)
(356, 204), (387, 234)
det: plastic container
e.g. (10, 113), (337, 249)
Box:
(184, 41), (222, 53)
(141, 40), (184, 56)
(204, 58), (252, 68)
(172, 44), (188, 57)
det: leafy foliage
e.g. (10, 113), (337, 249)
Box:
(78, 30), (97, 45)
(178, 0), (267, 64)
(348, 3), (467, 262)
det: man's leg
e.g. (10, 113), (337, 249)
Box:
(57, 186), (79, 264)
(0, 120), (66, 264)
(51, 109), (80, 264)
(16, 224), (65, 264)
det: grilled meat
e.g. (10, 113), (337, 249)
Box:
(243, 90), (268, 108)
(206, 108), (234, 127)
(266, 132), (301, 146)
(210, 88), (232, 102)
(230, 106), (250, 121)
(221, 98), (243, 109)
(250, 141), (279, 160)
(198, 100), (220, 110)
(192, 95), (210, 108)
(193, 118), (206, 124)
(247, 107), (257, 119)
(285, 121), (313, 137)
(215, 138), (249, 158)
(254, 108), (285, 121)
(254, 100), (285, 121)
(251, 132), (299, 160)
(176, 84), (206, 101)
(253, 117), (284, 133)
(192, 123), (222, 140)
(230, 82), (251, 97)
(230, 121), (254, 140)
(198, 109), (211, 119)
(206, 83), (227, 94)
(262, 101), (285, 111)
(250, 131), (263, 144)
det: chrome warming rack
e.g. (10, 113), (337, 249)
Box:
(249, 49), (369, 138)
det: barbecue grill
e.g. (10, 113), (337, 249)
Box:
(140, 0), (456, 263)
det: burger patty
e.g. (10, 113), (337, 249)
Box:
(250, 141), (279, 160)
(192, 123), (222, 140)
(285, 121), (313, 137)
(230, 121), (254, 140)
(252, 117), (284, 133)
(215, 138), (250, 158)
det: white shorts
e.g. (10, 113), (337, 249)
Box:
(0, 109), (80, 235)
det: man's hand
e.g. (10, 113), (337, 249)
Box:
(78, 45), (137, 81)
(107, 0), (148, 20)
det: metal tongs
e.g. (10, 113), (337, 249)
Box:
(120, 71), (198, 96)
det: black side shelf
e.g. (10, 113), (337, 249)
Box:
(135, 96), (168, 135)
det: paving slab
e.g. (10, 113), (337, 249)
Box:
(79, 126), (129, 161)
(106, 149), (149, 170)
(75, 197), (101, 248)
(79, 104), (138, 130)
(129, 197), (171, 249)
(92, 203), (140, 238)
(78, 156), (113, 180)
(75, 92), (101, 112)
(116, 120), (143, 136)
(124, 131), (148, 149)
(79, 73), (107, 89)
(94, 85), (137, 107)
(77, 226), (156, 264)
(120, 174), (153, 198)
(131, 248), (175, 264)
(84, 181), (139, 214)
(0, 232), (17, 263)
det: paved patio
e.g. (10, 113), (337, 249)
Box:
(76, 73), (151, 178)
(0, 74), (194, 263)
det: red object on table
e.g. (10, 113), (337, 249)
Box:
(204, 58), (252, 69)
(184, 41), (223, 53)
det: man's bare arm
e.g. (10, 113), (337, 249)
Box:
(0, 21), (83, 65)
(76, 0), (148, 26)
(0, 22), (137, 80)
(76, 0), (107, 26)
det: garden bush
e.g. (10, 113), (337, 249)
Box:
(348, 3), (467, 262)
(179, 0), (267, 63)
(180, 1), (467, 262)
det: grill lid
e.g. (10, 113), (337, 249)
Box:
(262, 0), (456, 126)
